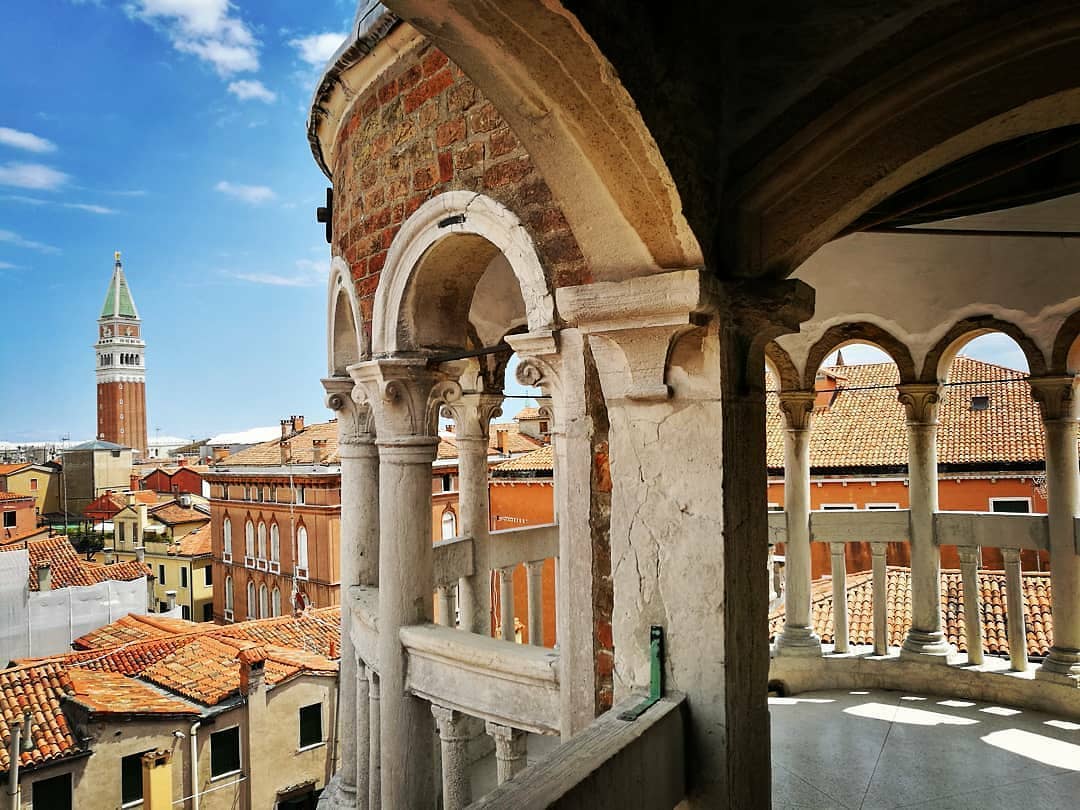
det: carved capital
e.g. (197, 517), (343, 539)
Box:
(441, 392), (503, 441)
(348, 358), (462, 441)
(956, 545), (979, 566)
(896, 383), (942, 425)
(778, 390), (816, 432)
(322, 376), (374, 445)
(1028, 375), (1079, 423)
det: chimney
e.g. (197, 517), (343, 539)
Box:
(36, 562), (51, 592)
(126, 491), (137, 506)
(497, 428), (510, 455)
(179, 493), (192, 508)
(280, 419), (291, 439)
(166, 590), (177, 611)
(237, 646), (267, 695)
(135, 546), (145, 563)
(130, 472), (140, 491)
(140, 750), (173, 810)
(212, 446), (228, 463)
(311, 439), (327, 466)
(280, 440), (292, 466)
(292, 415), (305, 433)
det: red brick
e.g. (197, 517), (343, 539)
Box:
(361, 94), (378, 117)
(595, 619), (613, 651)
(390, 202), (405, 224)
(436, 118), (466, 148)
(483, 157), (531, 189)
(368, 251), (387, 275)
(399, 65), (423, 91)
(372, 207), (392, 232)
(527, 207), (570, 236)
(422, 49), (449, 77)
(596, 650), (613, 679)
(468, 101), (500, 134)
(438, 150), (453, 183)
(447, 82), (476, 112)
(417, 99), (440, 130)
(489, 127), (519, 158)
(357, 273), (380, 298)
(413, 165), (437, 191)
(541, 231), (584, 265)
(393, 119), (416, 146)
(405, 193), (427, 218)
(387, 177), (409, 200)
(404, 69), (454, 114)
(370, 132), (391, 160)
(455, 141), (484, 171)
(350, 257), (368, 280)
(377, 78), (398, 105)
(363, 186), (385, 211)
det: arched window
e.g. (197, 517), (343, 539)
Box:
(223, 517), (232, 553)
(246, 581), (256, 619)
(245, 520), (254, 557)
(225, 576), (234, 611)
(270, 523), (280, 562)
(259, 584), (269, 619)
(272, 587), (281, 617)
(297, 526), (309, 570)
(257, 522), (267, 559)
(441, 509), (457, 540)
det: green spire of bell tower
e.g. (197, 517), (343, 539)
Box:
(100, 251), (139, 319)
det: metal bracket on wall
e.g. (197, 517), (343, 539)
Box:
(618, 625), (664, 721)
(316, 187), (333, 244)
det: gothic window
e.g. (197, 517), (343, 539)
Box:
(245, 520), (254, 557)
(225, 576), (234, 610)
(259, 584), (269, 618)
(272, 587), (281, 617)
(223, 517), (232, 551)
(247, 581), (256, 619)
(270, 523), (280, 562)
(297, 526), (309, 570)
(257, 522), (267, 559)
(441, 509), (457, 540)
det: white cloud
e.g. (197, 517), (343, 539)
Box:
(63, 202), (117, 214)
(234, 258), (328, 287)
(1, 194), (47, 205)
(214, 180), (275, 204)
(0, 162), (68, 190)
(0, 229), (60, 254)
(0, 261), (16, 270)
(290, 32), (347, 67)
(0, 127), (56, 153)
(129, 0), (259, 76)
(227, 79), (276, 103)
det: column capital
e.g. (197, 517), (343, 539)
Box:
(441, 391), (504, 441)
(778, 390), (817, 432)
(323, 375), (375, 447)
(896, 382), (942, 425)
(430, 705), (471, 741)
(956, 545), (979, 566)
(1001, 547), (1022, 565)
(349, 358), (462, 442)
(1028, 375), (1079, 422)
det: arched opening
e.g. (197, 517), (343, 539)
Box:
(296, 526), (309, 572)
(259, 584), (269, 619)
(328, 256), (365, 374)
(244, 519), (254, 558)
(257, 522), (267, 560)
(270, 523), (280, 563)
(246, 580), (256, 620)
(222, 517), (232, 552)
(224, 576), (233, 614)
(440, 508), (457, 541)
(272, 587), (281, 618)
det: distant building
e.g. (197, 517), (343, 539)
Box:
(0, 463), (60, 520)
(202, 426), (282, 464)
(145, 434), (189, 459)
(62, 440), (133, 516)
(139, 462), (209, 497)
(95, 252), (148, 455)
(0, 492), (47, 545)
(0, 608), (340, 810)
(205, 417), (342, 621)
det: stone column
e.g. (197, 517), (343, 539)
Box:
(498, 565), (516, 641)
(524, 559), (545, 645)
(322, 377), (378, 810)
(368, 673), (380, 810)
(1001, 547), (1029, 672)
(1030, 376), (1080, 686)
(957, 546), (984, 666)
(431, 706), (472, 809)
(351, 359), (460, 810)
(508, 329), (599, 737)
(354, 662), (370, 810)
(485, 722), (527, 785)
(871, 541), (888, 656)
(776, 390), (822, 656)
(829, 542), (848, 654)
(897, 383), (951, 661)
(441, 392), (502, 635)
(558, 270), (813, 809)
(436, 586), (454, 627)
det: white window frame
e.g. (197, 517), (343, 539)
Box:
(990, 497), (1032, 514)
(865, 503), (901, 510)
(767, 502), (783, 512)
(247, 581), (256, 619)
(820, 504), (857, 511)
(297, 702), (325, 752)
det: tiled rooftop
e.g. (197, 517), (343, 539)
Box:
(172, 525), (212, 557)
(0, 662), (78, 772)
(220, 420), (340, 466)
(765, 357), (1046, 471)
(769, 566), (1054, 658)
(0, 464), (30, 477)
(148, 502), (209, 526)
(0, 535), (148, 591)
(492, 444), (554, 474)
(71, 614), (200, 651)
(67, 668), (198, 716)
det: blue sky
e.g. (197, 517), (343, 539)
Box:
(0, 2), (1030, 445)
(1, 0), (356, 443)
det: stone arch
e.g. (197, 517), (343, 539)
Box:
(921, 316), (1048, 383)
(765, 341), (800, 392)
(327, 256), (366, 375)
(372, 191), (555, 356)
(1051, 310), (1080, 374)
(802, 323), (917, 389)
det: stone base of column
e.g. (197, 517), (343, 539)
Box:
(900, 629), (953, 662)
(316, 775), (358, 810)
(1036, 647), (1080, 687)
(775, 625), (823, 657)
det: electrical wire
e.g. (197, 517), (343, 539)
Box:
(764, 376), (1030, 395)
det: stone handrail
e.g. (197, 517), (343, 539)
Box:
(935, 511), (1049, 551)
(469, 694), (686, 809)
(399, 623), (561, 734)
(809, 509), (910, 543)
(433, 535), (476, 586)
(488, 523), (559, 570)
(348, 584), (379, 674)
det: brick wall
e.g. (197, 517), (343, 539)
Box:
(331, 42), (589, 341)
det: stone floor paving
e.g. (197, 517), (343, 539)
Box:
(771, 688), (1080, 809)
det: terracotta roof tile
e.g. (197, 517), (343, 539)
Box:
(172, 525), (212, 557)
(0, 464), (30, 477)
(492, 445), (554, 474)
(149, 503), (209, 526)
(769, 566), (1054, 658)
(0, 492), (33, 502)
(67, 669), (199, 716)
(514, 407), (540, 420)
(219, 421), (340, 466)
(765, 357), (1045, 470)
(0, 535), (147, 591)
(0, 662), (79, 772)
(71, 614), (200, 651)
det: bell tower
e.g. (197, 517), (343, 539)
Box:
(95, 251), (148, 455)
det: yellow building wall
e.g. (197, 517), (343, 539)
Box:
(3, 468), (60, 516)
